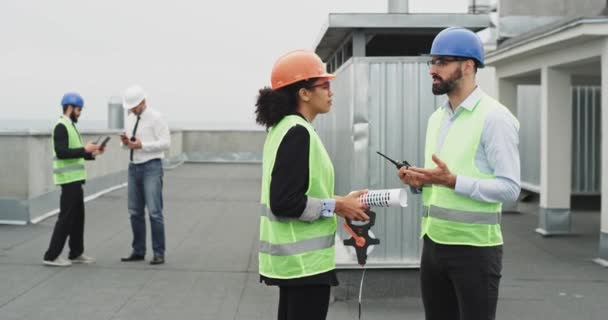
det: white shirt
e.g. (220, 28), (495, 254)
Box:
(123, 107), (171, 164)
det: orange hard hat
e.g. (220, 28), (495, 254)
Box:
(271, 50), (335, 90)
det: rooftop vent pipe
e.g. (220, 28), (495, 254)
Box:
(388, 0), (409, 13)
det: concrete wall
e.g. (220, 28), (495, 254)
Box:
(0, 129), (264, 224)
(0, 135), (30, 198)
(499, 0), (605, 16)
(182, 130), (265, 162)
(182, 130), (265, 154)
(0, 131), (128, 199)
(0, 130), (129, 223)
(169, 130), (184, 159)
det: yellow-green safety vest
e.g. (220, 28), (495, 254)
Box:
(421, 93), (519, 247)
(52, 116), (87, 185)
(259, 115), (336, 279)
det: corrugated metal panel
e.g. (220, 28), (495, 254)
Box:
(316, 57), (441, 268)
(572, 86), (601, 194)
(518, 85), (601, 194)
(518, 85), (541, 191)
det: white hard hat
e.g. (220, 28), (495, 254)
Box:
(122, 85), (146, 110)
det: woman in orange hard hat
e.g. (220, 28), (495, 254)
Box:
(255, 50), (369, 320)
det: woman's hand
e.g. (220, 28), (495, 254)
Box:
(334, 190), (369, 221)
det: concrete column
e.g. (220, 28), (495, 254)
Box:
(595, 41), (608, 266)
(352, 31), (366, 57)
(497, 78), (518, 116)
(497, 78), (519, 212)
(536, 66), (572, 235)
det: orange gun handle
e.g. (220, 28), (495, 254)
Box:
(343, 222), (366, 247)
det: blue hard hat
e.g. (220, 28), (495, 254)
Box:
(430, 27), (485, 68)
(60, 92), (84, 108)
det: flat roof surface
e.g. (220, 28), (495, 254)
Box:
(0, 163), (607, 319)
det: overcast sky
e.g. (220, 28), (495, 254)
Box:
(0, 0), (467, 130)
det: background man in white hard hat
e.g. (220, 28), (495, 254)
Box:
(119, 85), (171, 265)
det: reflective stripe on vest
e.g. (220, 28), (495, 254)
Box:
(423, 206), (500, 225)
(259, 234), (335, 256)
(53, 164), (86, 174)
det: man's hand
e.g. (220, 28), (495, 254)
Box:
(120, 132), (129, 145)
(93, 143), (106, 156)
(334, 190), (370, 221)
(398, 166), (423, 189)
(92, 148), (105, 156)
(127, 137), (143, 150)
(403, 154), (456, 189)
(84, 142), (99, 153)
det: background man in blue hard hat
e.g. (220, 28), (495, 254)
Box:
(43, 92), (104, 267)
(398, 27), (521, 320)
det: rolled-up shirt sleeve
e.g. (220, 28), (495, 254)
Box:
(455, 110), (521, 203)
(141, 117), (171, 153)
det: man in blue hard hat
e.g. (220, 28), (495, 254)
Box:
(399, 27), (521, 320)
(43, 92), (104, 267)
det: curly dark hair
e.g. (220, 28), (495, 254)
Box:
(255, 78), (318, 129)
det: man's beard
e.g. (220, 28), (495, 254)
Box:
(432, 68), (463, 95)
(69, 111), (79, 123)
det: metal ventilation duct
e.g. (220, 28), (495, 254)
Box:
(468, 0), (492, 13)
(388, 0), (409, 13)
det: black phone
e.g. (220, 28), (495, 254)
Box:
(376, 151), (411, 169)
(99, 136), (111, 148)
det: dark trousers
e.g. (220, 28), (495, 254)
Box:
(278, 285), (331, 320)
(421, 235), (503, 320)
(44, 182), (85, 261)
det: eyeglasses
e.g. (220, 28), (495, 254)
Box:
(308, 81), (331, 90)
(426, 57), (467, 67)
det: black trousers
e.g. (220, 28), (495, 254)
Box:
(421, 235), (502, 320)
(278, 285), (331, 320)
(44, 182), (85, 261)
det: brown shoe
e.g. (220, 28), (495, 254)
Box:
(150, 256), (165, 265)
(121, 254), (144, 262)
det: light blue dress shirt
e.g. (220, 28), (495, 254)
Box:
(320, 199), (336, 218)
(300, 197), (335, 221)
(425, 87), (521, 204)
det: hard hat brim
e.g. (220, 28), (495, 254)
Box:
(122, 97), (145, 110)
(272, 73), (336, 90)
(421, 53), (485, 68)
(122, 85), (147, 110)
